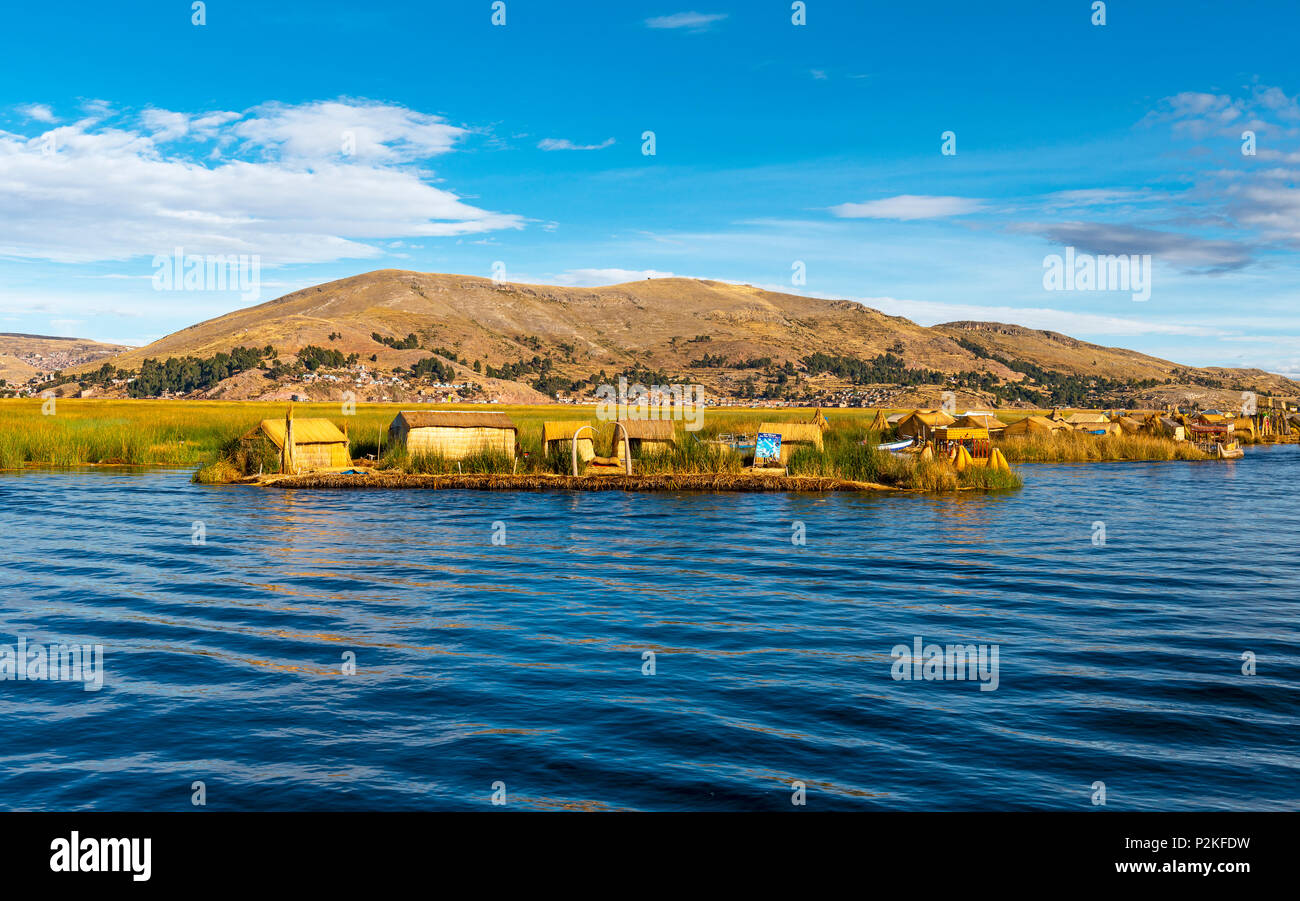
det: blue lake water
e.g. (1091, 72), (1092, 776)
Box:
(1, 449), (1297, 811)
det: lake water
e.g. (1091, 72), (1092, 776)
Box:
(1, 449), (1297, 811)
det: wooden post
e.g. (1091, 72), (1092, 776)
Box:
(283, 404), (296, 474)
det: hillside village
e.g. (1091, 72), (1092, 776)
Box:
(3, 272), (1297, 413)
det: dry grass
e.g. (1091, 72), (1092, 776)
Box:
(997, 430), (1210, 462)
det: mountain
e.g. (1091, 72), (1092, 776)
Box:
(0, 333), (127, 387)
(63, 270), (1299, 408)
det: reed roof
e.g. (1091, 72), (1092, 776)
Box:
(244, 418), (348, 448)
(391, 410), (517, 431)
(1065, 411), (1110, 424)
(1004, 415), (1063, 433)
(954, 413), (1008, 430)
(758, 421), (824, 443)
(901, 409), (957, 427)
(542, 420), (593, 442)
(616, 419), (676, 440)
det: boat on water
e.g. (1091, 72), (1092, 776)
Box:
(1217, 440), (1244, 460)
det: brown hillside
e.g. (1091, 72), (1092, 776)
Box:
(70, 271), (1299, 404)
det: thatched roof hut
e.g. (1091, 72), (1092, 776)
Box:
(755, 421), (824, 464)
(1072, 420), (1120, 436)
(242, 417), (350, 473)
(935, 425), (990, 443)
(1114, 415), (1144, 434)
(388, 410), (517, 460)
(1154, 416), (1187, 441)
(1229, 417), (1258, 438)
(542, 420), (595, 463)
(1002, 415), (1065, 437)
(614, 419), (676, 463)
(896, 409), (956, 442)
(866, 409), (889, 433)
(954, 413), (1008, 432)
(1065, 411), (1111, 425)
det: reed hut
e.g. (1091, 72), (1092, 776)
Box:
(542, 420), (595, 463)
(1156, 416), (1187, 441)
(953, 413), (1008, 433)
(809, 407), (830, 430)
(388, 410), (517, 460)
(757, 421), (824, 464)
(614, 419), (676, 464)
(934, 425), (991, 454)
(1114, 415), (1144, 434)
(867, 409), (890, 433)
(241, 416), (350, 473)
(896, 409), (956, 442)
(1065, 411), (1111, 427)
(1002, 415), (1065, 437)
(1229, 417), (1258, 439)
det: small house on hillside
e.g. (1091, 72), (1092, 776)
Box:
(756, 421), (824, 464)
(896, 409), (957, 442)
(542, 420), (596, 463)
(388, 410), (517, 460)
(614, 419), (677, 463)
(241, 417), (350, 473)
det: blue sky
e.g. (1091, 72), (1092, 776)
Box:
(1, 0), (1297, 374)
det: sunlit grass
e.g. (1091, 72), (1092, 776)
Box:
(996, 430), (1209, 462)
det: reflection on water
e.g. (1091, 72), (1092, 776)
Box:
(0, 450), (1297, 810)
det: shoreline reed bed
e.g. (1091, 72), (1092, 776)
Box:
(997, 431), (1209, 463)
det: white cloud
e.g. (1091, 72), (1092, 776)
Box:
(856, 296), (1220, 337)
(538, 137), (616, 151)
(231, 100), (467, 163)
(17, 104), (56, 123)
(645, 12), (728, 30)
(553, 268), (676, 286)
(830, 195), (984, 220)
(0, 100), (522, 266)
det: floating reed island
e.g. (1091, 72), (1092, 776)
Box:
(188, 402), (1300, 491)
(6, 397), (1285, 487)
(194, 405), (1024, 493)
